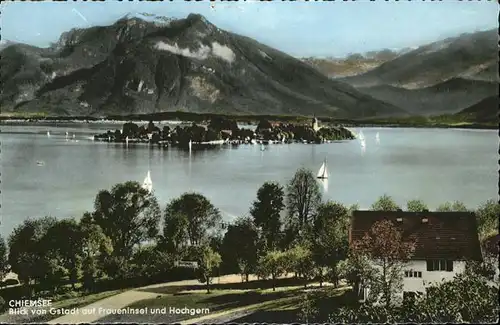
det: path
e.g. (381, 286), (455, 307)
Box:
(47, 274), (255, 324)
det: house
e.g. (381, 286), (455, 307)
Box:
(350, 211), (483, 303)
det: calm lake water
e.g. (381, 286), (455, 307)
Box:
(0, 124), (497, 237)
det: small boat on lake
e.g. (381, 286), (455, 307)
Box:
(317, 158), (328, 179)
(36, 161), (45, 166)
(142, 170), (153, 193)
(375, 132), (380, 144)
(46, 131), (50, 137)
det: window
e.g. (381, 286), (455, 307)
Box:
(426, 259), (453, 271)
(404, 270), (423, 278)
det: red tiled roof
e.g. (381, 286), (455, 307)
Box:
(350, 211), (482, 261)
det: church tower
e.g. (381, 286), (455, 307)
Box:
(312, 115), (320, 132)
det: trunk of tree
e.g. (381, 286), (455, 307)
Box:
(206, 276), (210, 294)
(272, 274), (276, 291)
(245, 273), (249, 282)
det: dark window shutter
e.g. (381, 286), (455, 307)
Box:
(446, 260), (453, 271)
(426, 260), (432, 271)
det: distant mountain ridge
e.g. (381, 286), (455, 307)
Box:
(456, 96), (498, 123)
(358, 78), (497, 115)
(337, 29), (497, 117)
(341, 29), (497, 89)
(0, 14), (405, 119)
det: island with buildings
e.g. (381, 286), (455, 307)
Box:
(93, 116), (356, 147)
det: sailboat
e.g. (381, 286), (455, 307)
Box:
(188, 139), (192, 151)
(260, 143), (265, 151)
(126, 136), (129, 144)
(317, 158), (328, 179)
(358, 130), (365, 141)
(46, 131), (50, 137)
(142, 170), (153, 193)
(375, 132), (380, 144)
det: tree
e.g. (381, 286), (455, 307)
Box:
(0, 235), (7, 281)
(285, 244), (315, 288)
(79, 212), (113, 290)
(161, 211), (189, 257)
(406, 199), (429, 212)
(196, 245), (222, 293)
(8, 217), (57, 287)
(250, 182), (285, 250)
(409, 270), (499, 323)
(92, 181), (161, 260)
(353, 220), (416, 307)
(42, 218), (83, 289)
(436, 201), (468, 212)
(330, 270), (499, 323)
(257, 250), (287, 291)
(311, 201), (350, 287)
(220, 217), (258, 282)
(286, 168), (322, 235)
(370, 194), (400, 211)
(475, 199), (500, 240)
(164, 193), (222, 247)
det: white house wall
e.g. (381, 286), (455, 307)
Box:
(361, 260), (466, 303)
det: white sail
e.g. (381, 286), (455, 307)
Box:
(360, 138), (366, 148)
(46, 131), (50, 137)
(73, 134), (75, 139)
(375, 132), (380, 144)
(126, 136), (129, 144)
(317, 160), (328, 179)
(188, 140), (192, 150)
(359, 130), (365, 141)
(142, 170), (153, 193)
(261, 144), (265, 151)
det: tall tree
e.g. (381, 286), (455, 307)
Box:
(196, 245), (222, 294)
(286, 168), (322, 234)
(164, 192), (222, 247)
(436, 201), (469, 212)
(475, 199), (500, 240)
(370, 194), (400, 211)
(92, 181), (161, 259)
(220, 217), (258, 282)
(8, 217), (57, 287)
(353, 220), (416, 308)
(250, 181), (285, 250)
(311, 201), (350, 287)
(161, 211), (189, 257)
(0, 235), (7, 282)
(406, 199), (429, 212)
(42, 218), (83, 289)
(79, 212), (113, 290)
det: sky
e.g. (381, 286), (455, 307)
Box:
(0, 0), (497, 58)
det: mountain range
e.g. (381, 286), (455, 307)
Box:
(1, 14), (496, 121)
(0, 14), (405, 119)
(333, 29), (497, 117)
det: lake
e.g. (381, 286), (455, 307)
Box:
(0, 124), (497, 237)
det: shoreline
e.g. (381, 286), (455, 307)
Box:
(0, 119), (497, 131)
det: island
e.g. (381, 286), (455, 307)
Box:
(93, 116), (356, 147)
